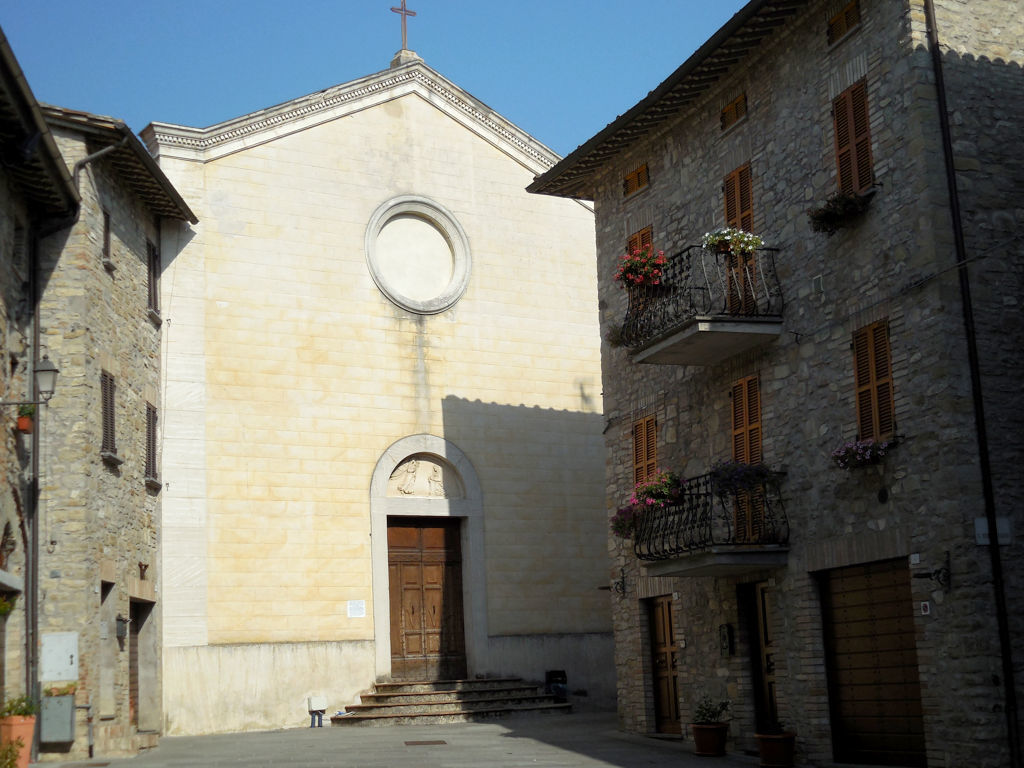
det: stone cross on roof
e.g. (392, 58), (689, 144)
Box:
(391, 0), (417, 51)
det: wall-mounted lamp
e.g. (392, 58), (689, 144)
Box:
(115, 614), (130, 640)
(0, 355), (59, 407)
(611, 568), (626, 598)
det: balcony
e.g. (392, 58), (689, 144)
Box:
(619, 246), (784, 366)
(633, 472), (789, 577)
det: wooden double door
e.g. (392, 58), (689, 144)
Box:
(388, 517), (467, 681)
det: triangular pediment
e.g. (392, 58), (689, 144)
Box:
(142, 59), (560, 173)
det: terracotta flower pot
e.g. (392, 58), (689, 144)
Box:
(0, 715), (36, 768)
(756, 730), (796, 767)
(690, 722), (728, 756)
(15, 416), (32, 434)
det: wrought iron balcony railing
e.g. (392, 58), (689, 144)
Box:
(632, 472), (788, 562)
(620, 246), (783, 350)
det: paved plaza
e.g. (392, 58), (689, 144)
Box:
(42, 713), (761, 768)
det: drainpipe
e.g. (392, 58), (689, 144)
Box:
(71, 136), (128, 191)
(28, 225), (40, 764)
(922, 2), (1021, 766)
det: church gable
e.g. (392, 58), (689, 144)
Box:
(143, 60), (559, 174)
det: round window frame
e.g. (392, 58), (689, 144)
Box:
(365, 196), (471, 314)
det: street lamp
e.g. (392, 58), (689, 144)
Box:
(0, 355), (59, 407)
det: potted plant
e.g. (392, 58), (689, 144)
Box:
(755, 722), (796, 767)
(830, 437), (894, 469)
(610, 471), (684, 539)
(807, 189), (874, 235)
(0, 595), (14, 617)
(613, 244), (667, 288)
(15, 405), (33, 435)
(701, 227), (763, 254)
(0, 695), (36, 768)
(709, 460), (775, 495)
(690, 695), (730, 756)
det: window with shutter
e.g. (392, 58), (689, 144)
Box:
(145, 403), (158, 481)
(827, 0), (861, 46)
(723, 165), (757, 314)
(147, 240), (160, 314)
(724, 164), (753, 232)
(623, 163), (650, 197)
(732, 375), (764, 542)
(853, 320), (894, 441)
(632, 415), (658, 486)
(627, 226), (653, 255)
(720, 93), (748, 131)
(101, 372), (117, 455)
(833, 80), (873, 194)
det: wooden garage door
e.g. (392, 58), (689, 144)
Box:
(388, 518), (466, 681)
(821, 559), (925, 767)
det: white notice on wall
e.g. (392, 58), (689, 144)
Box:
(347, 600), (366, 618)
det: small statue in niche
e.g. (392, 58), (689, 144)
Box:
(428, 465), (445, 497)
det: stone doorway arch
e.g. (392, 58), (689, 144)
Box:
(369, 434), (487, 679)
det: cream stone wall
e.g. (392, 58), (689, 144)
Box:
(153, 64), (611, 734)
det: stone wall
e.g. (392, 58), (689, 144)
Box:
(0, 165), (32, 702)
(35, 126), (164, 759)
(595, 0), (1021, 765)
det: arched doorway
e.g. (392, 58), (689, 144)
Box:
(369, 435), (486, 680)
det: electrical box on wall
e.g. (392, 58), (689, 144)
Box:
(40, 695), (75, 743)
(40, 632), (78, 681)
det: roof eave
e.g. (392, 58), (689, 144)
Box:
(527, 0), (806, 199)
(43, 106), (198, 225)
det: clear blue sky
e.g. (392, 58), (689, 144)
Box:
(4, 1), (747, 157)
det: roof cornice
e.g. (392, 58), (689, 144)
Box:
(527, 0), (810, 199)
(142, 61), (561, 173)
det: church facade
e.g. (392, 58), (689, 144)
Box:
(144, 52), (613, 735)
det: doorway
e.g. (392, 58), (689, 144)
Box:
(740, 581), (777, 730)
(820, 559), (925, 766)
(387, 517), (467, 680)
(648, 595), (680, 734)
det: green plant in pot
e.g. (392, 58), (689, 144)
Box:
(15, 405), (34, 435)
(0, 695), (36, 768)
(755, 721), (797, 767)
(690, 695), (730, 756)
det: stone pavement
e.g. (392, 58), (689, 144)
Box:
(40, 713), (761, 768)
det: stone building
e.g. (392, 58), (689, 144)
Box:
(30, 104), (195, 759)
(0, 24), (78, 730)
(2, 26), (197, 760)
(143, 49), (612, 735)
(529, 0), (1022, 766)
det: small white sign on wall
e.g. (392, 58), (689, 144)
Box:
(347, 600), (366, 618)
(41, 632), (78, 681)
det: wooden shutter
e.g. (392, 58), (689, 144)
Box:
(145, 403), (158, 479)
(627, 226), (653, 254)
(101, 372), (116, 454)
(853, 320), (894, 440)
(732, 376), (764, 542)
(147, 241), (160, 312)
(834, 80), (873, 194)
(720, 93), (747, 131)
(633, 415), (658, 485)
(102, 210), (111, 260)
(732, 376), (762, 465)
(724, 164), (753, 232)
(623, 163), (650, 196)
(827, 0), (861, 45)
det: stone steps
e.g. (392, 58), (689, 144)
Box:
(330, 677), (571, 727)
